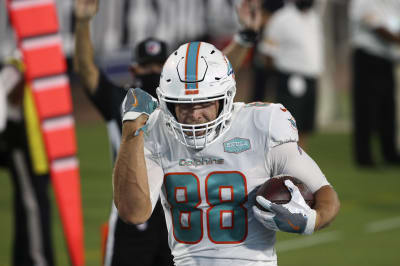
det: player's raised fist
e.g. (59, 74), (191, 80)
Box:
(122, 88), (158, 136)
(74, 0), (99, 21)
(122, 88), (158, 123)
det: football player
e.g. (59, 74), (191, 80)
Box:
(74, 0), (266, 265)
(114, 42), (340, 265)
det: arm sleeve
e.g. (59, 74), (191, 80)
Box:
(266, 142), (330, 193)
(144, 147), (164, 212)
(85, 71), (127, 121)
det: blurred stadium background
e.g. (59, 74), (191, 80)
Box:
(0, 0), (399, 265)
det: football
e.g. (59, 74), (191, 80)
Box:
(255, 176), (315, 211)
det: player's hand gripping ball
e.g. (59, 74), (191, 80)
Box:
(252, 175), (316, 235)
(256, 176), (314, 208)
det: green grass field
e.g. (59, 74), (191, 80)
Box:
(1, 123), (399, 266)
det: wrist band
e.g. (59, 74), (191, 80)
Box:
(303, 209), (316, 235)
(234, 29), (259, 47)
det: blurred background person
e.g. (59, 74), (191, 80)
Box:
(251, 0), (285, 102)
(74, 0), (264, 265)
(0, 57), (54, 265)
(257, 0), (326, 150)
(349, 0), (400, 167)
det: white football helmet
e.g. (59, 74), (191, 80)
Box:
(157, 42), (236, 149)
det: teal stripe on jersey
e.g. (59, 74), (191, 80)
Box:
(186, 42), (201, 90)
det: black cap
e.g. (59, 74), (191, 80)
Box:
(133, 37), (168, 65)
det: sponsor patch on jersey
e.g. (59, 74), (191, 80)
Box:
(223, 138), (251, 154)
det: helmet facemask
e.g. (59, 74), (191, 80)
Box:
(159, 87), (236, 149)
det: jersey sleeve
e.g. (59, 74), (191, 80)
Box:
(85, 71), (127, 122)
(266, 103), (299, 149)
(266, 142), (330, 193)
(144, 147), (164, 212)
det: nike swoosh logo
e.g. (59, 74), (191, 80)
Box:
(280, 107), (287, 112)
(287, 219), (300, 231)
(131, 91), (138, 107)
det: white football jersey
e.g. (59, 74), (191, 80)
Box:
(143, 102), (325, 265)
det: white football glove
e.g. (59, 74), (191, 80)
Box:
(252, 180), (316, 235)
(121, 88), (158, 136)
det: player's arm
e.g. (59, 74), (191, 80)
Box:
(270, 142), (340, 231)
(254, 142), (340, 234)
(253, 104), (339, 234)
(73, 0), (100, 94)
(113, 88), (158, 224)
(223, 0), (265, 70)
(313, 184), (340, 230)
(114, 115), (152, 224)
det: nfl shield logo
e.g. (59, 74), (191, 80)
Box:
(145, 41), (161, 55)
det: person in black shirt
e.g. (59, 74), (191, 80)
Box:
(74, 0), (265, 265)
(79, 37), (172, 266)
